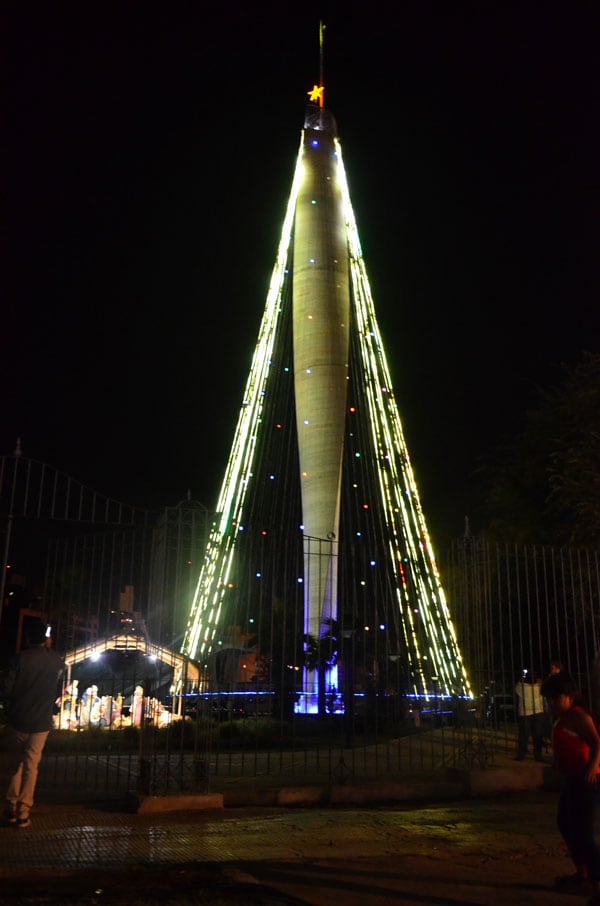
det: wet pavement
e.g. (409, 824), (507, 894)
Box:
(0, 786), (588, 905)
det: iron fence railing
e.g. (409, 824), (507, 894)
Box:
(1, 536), (598, 804)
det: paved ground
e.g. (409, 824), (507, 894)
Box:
(0, 789), (589, 905)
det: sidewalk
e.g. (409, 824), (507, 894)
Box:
(0, 769), (574, 906)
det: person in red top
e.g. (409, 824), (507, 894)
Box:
(541, 671), (600, 903)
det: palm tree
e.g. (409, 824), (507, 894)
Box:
(303, 618), (338, 718)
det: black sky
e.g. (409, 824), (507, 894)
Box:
(4, 2), (599, 548)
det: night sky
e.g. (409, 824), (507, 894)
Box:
(4, 3), (599, 549)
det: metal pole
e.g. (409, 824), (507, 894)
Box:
(0, 438), (22, 615)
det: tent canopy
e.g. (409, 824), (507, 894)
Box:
(63, 634), (200, 686)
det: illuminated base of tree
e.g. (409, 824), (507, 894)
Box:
(294, 666), (341, 715)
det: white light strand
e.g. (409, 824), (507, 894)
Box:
(181, 138), (305, 659)
(335, 139), (472, 700)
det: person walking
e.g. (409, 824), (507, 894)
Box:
(542, 671), (600, 904)
(1, 620), (64, 828)
(514, 670), (545, 761)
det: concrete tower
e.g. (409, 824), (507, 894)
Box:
(293, 108), (349, 706)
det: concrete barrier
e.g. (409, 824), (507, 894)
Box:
(136, 793), (224, 813)
(131, 762), (561, 813)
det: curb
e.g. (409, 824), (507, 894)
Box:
(132, 763), (559, 813)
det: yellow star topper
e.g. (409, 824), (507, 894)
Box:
(307, 84), (324, 106)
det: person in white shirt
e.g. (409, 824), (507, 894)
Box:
(515, 670), (545, 762)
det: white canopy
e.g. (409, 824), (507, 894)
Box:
(63, 633), (200, 686)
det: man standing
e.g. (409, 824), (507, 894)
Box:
(2, 620), (64, 827)
(515, 670), (546, 762)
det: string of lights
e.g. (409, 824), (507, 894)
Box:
(181, 139), (304, 660)
(181, 118), (472, 705)
(337, 139), (472, 700)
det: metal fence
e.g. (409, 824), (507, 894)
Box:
(4, 534), (598, 804)
(446, 536), (600, 718)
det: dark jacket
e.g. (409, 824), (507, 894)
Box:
(3, 644), (65, 732)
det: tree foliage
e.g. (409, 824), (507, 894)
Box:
(478, 352), (600, 547)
